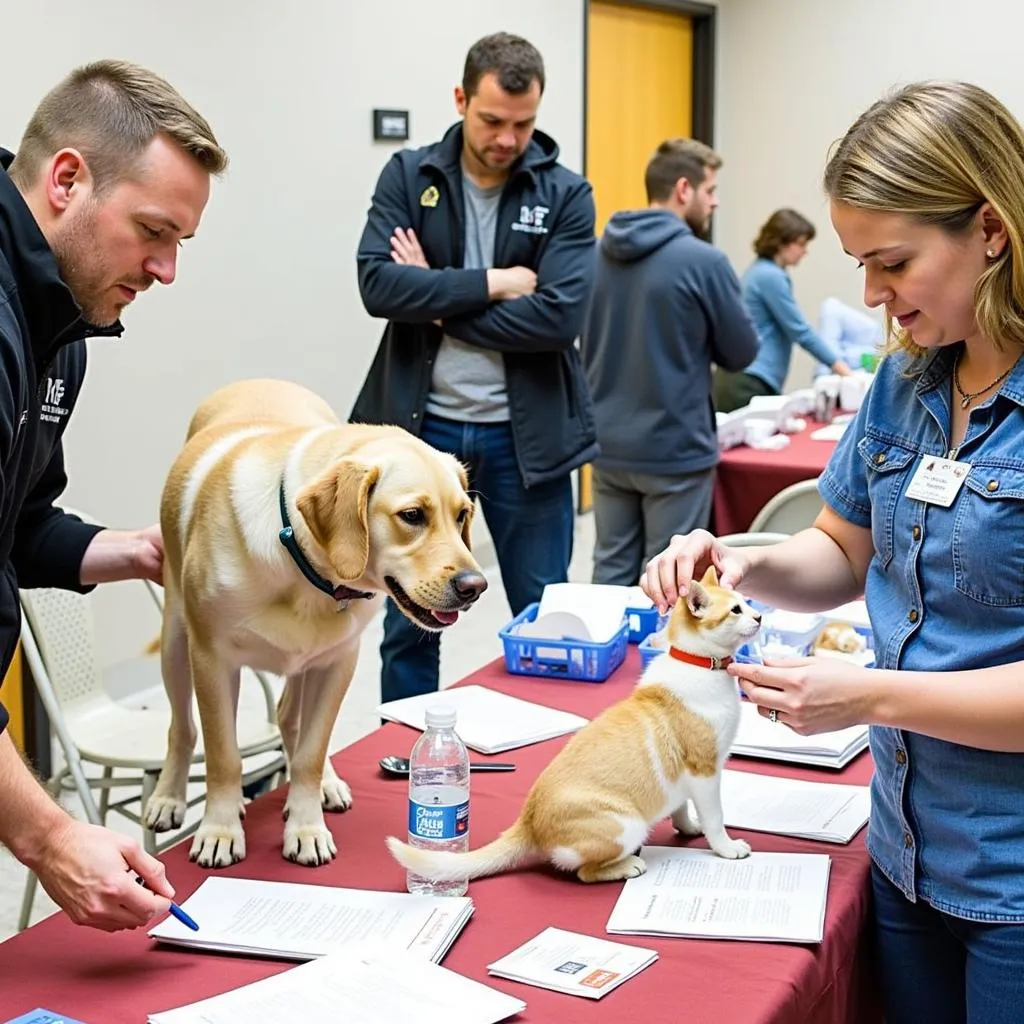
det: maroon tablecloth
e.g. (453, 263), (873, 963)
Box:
(0, 650), (881, 1024)
(714, 421), (838, 535)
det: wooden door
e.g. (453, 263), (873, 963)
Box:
(580, 0), (694, 511)
(4, 650), (25, 751)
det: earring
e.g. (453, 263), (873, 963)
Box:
(987, 249), (998, 259)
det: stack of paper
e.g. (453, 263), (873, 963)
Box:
(487, 927), (657, 1000)
(606, 847), (831, 944)
(147, 877), (473, 963)
(513, 583), (630, 643)
(148, 949), (526, 1024)
(378, 684), (588, 754)
(731, 702), (869, 769)
(720, 769), (870, 843)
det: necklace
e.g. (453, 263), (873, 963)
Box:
(952, 351), (1018, 409)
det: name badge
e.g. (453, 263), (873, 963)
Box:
(905, 455), (971, 507)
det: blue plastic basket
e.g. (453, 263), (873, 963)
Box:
(638, 632), (665, 670)
(499, 602), (629, 682)
(626, 604), (660, 644)
(639, 610), (876, 673)
(736, 622), (875, 666)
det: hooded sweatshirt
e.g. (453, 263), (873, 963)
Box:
(581, 209), (757, 475)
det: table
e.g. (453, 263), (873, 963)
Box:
(0, 650), (881, 1024)
(714, 420), (838, 535)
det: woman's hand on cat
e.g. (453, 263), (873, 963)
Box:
(641, 530), (748, 613)
(728, 656), (874, 734)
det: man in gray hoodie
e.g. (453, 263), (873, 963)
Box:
(580, 139), (757, 586)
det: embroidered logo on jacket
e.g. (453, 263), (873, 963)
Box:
(41, 377), (68, 424)
(511, 204), (549, 234)
(420, 185), (440, 208)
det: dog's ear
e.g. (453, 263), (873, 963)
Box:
(699, 565), (720, 588)
(295, 459), (381, 581)
(686, 580), (710, 618)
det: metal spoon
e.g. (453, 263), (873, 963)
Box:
(379, 755), (516, 776)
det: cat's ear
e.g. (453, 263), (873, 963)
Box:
(687, 581), (710, 617)
(699, 565), (720, 588)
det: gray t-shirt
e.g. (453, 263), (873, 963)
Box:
(427, 175), (509, 422)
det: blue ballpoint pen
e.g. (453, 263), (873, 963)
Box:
(135, 876), (200, 931)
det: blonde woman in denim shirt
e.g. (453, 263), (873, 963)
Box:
(642, 81), (1024, 1023)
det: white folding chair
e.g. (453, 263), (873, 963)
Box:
(16, 579), (286, 930)
(748, 478), (824, 535)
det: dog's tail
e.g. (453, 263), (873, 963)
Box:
(385, 820), (535, 882)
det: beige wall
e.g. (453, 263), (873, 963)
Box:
(714, 0), (1023, 388)
(1, 2), (584, 663)
(13, 0), (1020, 663)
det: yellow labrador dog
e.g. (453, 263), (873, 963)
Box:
(143, 379), (487, 867)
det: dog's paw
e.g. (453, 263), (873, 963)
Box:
(321, 775), (353, 812)
(283, 821), (337, 866)
(143, 794), (186, 833)
(190, 820), (247, 868)
(712, 837), (751, 860)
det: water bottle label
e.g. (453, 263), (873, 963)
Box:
(409, 799), (469, 841)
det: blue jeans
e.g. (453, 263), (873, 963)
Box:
(871, 864), (1024, 1023)
(379, 413), (574, 703)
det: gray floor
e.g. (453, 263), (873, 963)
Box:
(0, 513), (597, 942)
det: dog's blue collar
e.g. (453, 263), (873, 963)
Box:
(278, 482), (374, 603)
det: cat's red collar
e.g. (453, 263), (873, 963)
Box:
(668, 647), (733, 670)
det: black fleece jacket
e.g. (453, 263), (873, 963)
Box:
(0, 150), (119, 733)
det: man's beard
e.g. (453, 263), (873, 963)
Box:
(50, 202), (117, 326)
(469, 140), (520, 171)
(685, 209), (711, 236)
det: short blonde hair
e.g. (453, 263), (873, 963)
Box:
(9, 59), (227, 192)
(823, 80), (1024, 358)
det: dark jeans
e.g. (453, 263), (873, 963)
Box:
(871, 863), (1024, 1023)
(379, 413), (574, 703)
(713, 369), (777, 413)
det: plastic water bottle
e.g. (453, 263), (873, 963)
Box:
(405, 704), (470, 897)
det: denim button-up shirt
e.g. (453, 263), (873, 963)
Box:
(819, 343), (1024, 922)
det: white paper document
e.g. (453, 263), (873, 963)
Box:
(731, 702), (869, 769)
(720, 769), (870, 843)
(147, 949), (526, 1024)
(487, 926), (657, 1000)
(147, 877), (473, 963)
(378, 684), (588, 754)
(514, 583), (631, 644)
(606, 847), (831, 944)
(810, 422), (848, 441)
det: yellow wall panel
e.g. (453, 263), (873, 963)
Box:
(587, 1), (693, 234)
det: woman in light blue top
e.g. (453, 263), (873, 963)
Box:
(714, 209), (851, 412)
(645, 81), (1024, 1023)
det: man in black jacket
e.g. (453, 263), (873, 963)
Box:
(352, 33), (598, 702)
(0, 61), (226, 931)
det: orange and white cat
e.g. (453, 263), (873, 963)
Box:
(386, 567), (762, 884)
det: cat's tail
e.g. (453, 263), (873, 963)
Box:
(385, 820), (536, 882)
